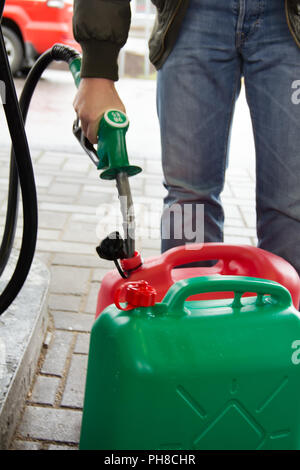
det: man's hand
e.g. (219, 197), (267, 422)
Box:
(73, 78), (126, 144)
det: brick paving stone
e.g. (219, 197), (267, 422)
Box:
(41, 330), (73, 377)
(83, 283), (101, 315)
(222, 204), (241, 219)
(82, 184), (118, 195)
(36, 239), (94, 255)
(224, 235), (253, 245)
(145, 160), (163, 174)
(70, 213), (99, 224)
(224, 217), (246, 228)
(18, 407), (82, 444)
(144, 184), (167, 198)
(229, 177), (255, 186)
(144, 174), (164, 184)
(48, 294), (82, 312)
(224, 226), (257, 237)
(38, 157), (65, 169)
(226, 166), (249, 175)
(134, 195), (164, 207)
(15, 221), (60, 239)
(35, 252), (53, 267)
(223, 197), (255, 207)
(50, 266), (91, 295)
(40, 202), (96, 215)
(0, 169), (9, 179)
(75, 192), (113, 206)
(140, 239), (161, 253)
(35, 167), (70, 178)
(0, 205), (9, 216)
(135, 207), (160, 229)
(38, 211), (69, 230)
(61, 355), (88, 409)
(62, 222), (98, 244)
(243, 216), (257, 229)
(137, 247), (161, 260)
(231, 185), (255, 197)
(33, 238), (141, 261)
(127, 176), (144, 190)
(74, 333), (90, 355)
(33, 174), (54, 188)
(12, 440), (42, 450)
(62, 161), (91, 173)
(48, 182), (81, 197)
(63, 151), (85, 160)
(139, 226), (161, 246)
(91, 268), (110, 282)
(36, 229), (61, 241)
(37, 194), (76, 205)
(56, 176), (98, 187)
(41, 151), (81, 161)
(240, 207), (256, 215)
(52, 253), (105, 268)
(222, 185), (233, 197)
(48, 444), (76, 450)
(251, 236), (258, 246)
(232, 192), (255, 202)
(52, 311), (94, 333)
(29, 376), (60, 406)
(225, 173), (254, 181)
(0, 179), (10, 188)
(38, 151), (66, 165)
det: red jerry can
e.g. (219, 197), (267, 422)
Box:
(96, 243), (300, 318)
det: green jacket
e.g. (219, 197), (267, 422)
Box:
(73, 0), (300, 81)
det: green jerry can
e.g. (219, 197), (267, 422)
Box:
(79, 276), (300, 450)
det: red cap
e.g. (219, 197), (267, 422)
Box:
(114, 280), (157, 311)
(120, 251), (142, 272)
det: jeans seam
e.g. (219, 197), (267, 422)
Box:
(242, 0), (265, 47)
(221, 67), (241, 185)
(243, 75), (261, 239)
(236, 0), (246, 49)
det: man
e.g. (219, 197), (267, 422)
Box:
(73, 0), (300, 276)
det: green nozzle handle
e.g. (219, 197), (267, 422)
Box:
(96, 109), (142, 180)
(69, 57), (142, 180)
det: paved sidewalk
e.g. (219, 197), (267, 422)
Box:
(0, 76), (257, 450)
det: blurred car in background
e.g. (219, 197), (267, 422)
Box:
(1, 0), (80, 74)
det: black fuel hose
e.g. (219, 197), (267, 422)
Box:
(0, 27), (38, 314)
(0, 148), (20, 278)
(0, 17), (81, 314)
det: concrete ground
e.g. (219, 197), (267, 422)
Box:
(0, 70), (257, 450)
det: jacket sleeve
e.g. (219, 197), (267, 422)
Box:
(73, 0), (131, 81)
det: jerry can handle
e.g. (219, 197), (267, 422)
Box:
(162, 243), (284, 276)
(162, 275), (292, 316)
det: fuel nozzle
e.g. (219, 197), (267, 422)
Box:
(96, 233), (143, 280)
(97, 110), (140, 259)
(96, 231), (127, 261)
(72, 102), (141, 267)
(97, 110), (142, 180)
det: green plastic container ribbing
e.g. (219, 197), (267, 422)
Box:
(79, 276), (300, 450)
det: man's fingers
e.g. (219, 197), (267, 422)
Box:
(80, 120), (88, 139)
(86, 120), (100, 144)
(72, 77), (127, 144)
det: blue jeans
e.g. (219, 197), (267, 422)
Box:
(157, 0), (300, 275)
